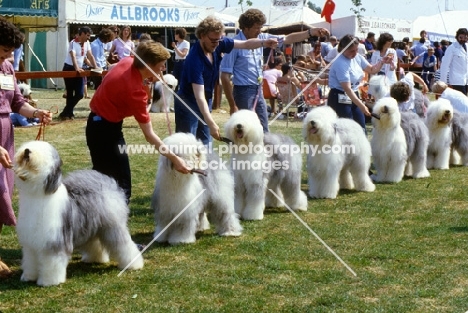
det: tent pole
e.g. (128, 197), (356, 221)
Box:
(165, 27), (168, 74)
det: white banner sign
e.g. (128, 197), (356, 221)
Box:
(68, 0), (210, 27)
(358, 16), (412, 41)
(272, 0), (304, 10)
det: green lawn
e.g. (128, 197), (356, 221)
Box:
(1, 88), (467, 312)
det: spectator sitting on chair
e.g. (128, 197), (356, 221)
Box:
(276, 63), (302, 116)
(10, 113), (39, 127)
(262, 56), (283, 116)
(220, 8), (329, 132)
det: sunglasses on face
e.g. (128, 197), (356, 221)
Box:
(206, 35), (222, 44)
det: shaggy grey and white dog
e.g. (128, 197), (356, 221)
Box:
(451, 111), (468, 166)
(426, 98), (453, 169)
(224, 110), (307, 220)
(150, 74), (178, 113)
(304, 106), (375, 198)
(151, 133), (242, 244)
(400, 111), (430, 178)
(371, 97), (408, 183)
(14, 141), (143, 286)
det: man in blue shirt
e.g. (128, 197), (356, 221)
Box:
(174, 16), (278, 145)
(220, 8), (329, 132)
(364, 32), (375, 61)
(90, 28), (113, 89)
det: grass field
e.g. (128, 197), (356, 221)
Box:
(1, 88), (467, 312)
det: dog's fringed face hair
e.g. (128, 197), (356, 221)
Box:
(427, 99), (453, 128)
(163, 133), (207, 170)
(372, 97), (401, 129)
(14, 141), (63, 194)
(302, 106), (338, 145)
(224, 110), (264, 146)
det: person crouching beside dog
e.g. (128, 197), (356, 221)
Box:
(86, 40), (191, 203)
(0, 17), (53, 231)
(394, 72), (429, 117)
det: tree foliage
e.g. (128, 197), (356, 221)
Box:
(307, 1), (322, 14)
(238, 0), (253, 12)
(350, 0), (366, 34)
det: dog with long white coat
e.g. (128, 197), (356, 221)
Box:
(151, 133), (242, 244)
(371, 98), (408, 183)
(224, 110), (307, 220)
(425, 98), (453, 170)
(150, 74), (178, 113)
(400, 111), (430, 178)
(450, 111), (468, 166)
(303, 106), (375, 199)
(14, 141), (143, 286)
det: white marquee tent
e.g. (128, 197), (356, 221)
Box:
(412, 10), (467, 43)
(32, 0), (214, 88)
(311, 15), (412, 41)
(219, 5), (322, 32)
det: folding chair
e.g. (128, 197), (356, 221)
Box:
(276, 80), (304, 127)
(262, 79), (281, 116)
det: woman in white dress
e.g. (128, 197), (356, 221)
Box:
(371, 32), (398, 86)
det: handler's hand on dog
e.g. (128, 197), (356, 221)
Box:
(172, 155), (191, 174)
(210, 124), (221, 141)
(0, 146), (13, 169)
(361, 106), (371, 117)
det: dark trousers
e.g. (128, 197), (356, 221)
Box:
(86, 112), (132, 202)
(451, 85), (468, 96)
(172, 60), (185, 91)
(328, 88), (366, 131)
(61, 63), (84, 118)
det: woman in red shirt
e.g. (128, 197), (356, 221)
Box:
(86, 40), (190, 202)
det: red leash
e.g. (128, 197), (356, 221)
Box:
(35, 105), (58, 141)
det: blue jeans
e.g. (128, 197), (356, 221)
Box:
(174, 95), (212, 145)
(328, 88), (366, 131)
(233, 85), (269, 132)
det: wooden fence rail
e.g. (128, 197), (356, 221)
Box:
(15, 70), (108, 80)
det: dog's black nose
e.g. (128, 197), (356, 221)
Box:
(236, 124), (243, 130)
(445, 110), (451, 114)
(310, 121), (316, 127)
(24, 148), (30, 160)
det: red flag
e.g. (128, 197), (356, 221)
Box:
(321, 0), (335, 23)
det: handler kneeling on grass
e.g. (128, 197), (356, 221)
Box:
(85, 40), (191, 204)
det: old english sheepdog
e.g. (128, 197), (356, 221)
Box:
(303, 106), (375, 198)
(450, 111), (468, 166)
(400, 111), (430, 178)
(368, 75), (390, 103)
(426, 98), (453, 169)
(371, 98), (408, 183)
(150, 74), (178, 113)
(151, 133), (242, 244)
(14, 141), (143, 286)
(224, 110), (307, 220)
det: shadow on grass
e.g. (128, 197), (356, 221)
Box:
(264, 207), (290, 215)
(0, 255), (119, 291)
(449, 226), (468, 232)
